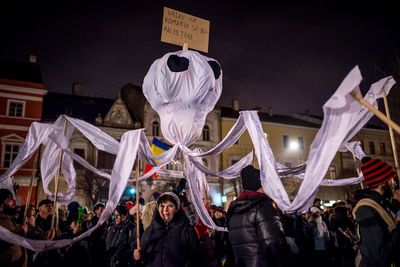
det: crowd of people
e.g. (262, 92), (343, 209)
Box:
(1, 156), (400, 267)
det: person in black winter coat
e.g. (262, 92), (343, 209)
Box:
(211, 206), (235, 267)
(86, 202), (107, 267)
(226, 165), (290, 267)
(294, 212), (315, 266)
(105, 204), (136, 267)
(133, 192), (203, 267)
(353, 157), (400, 267)
(329, 205), (356, 267)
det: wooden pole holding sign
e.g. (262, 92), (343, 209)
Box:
(382, 92), (400, 188)
(352, 154), (364, 189)
(350, 91), (400, 135)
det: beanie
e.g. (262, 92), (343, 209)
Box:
(240, 165), (262, 191)
(157, 192), (181, 210)
(361, 157), (397, 188)
(0, 188), (12, 204)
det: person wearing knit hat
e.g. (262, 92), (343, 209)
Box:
(226, 165), (289, 266)
(157, 192), (181, 211)
(353, 156), (400, 266)
(134, 191), (204, 266)
(361, 156), (398, 188)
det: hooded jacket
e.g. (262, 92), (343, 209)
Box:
(354, 189), (400, 267)
(140, 209), (203, 267)
(226, 191), (289, 267)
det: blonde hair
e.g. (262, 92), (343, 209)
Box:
(142, 201), (157, 230)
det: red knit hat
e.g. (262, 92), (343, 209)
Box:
(361, 157), (397, 188)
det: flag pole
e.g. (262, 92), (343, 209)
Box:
(350, 91), (400, 135)
(135, 155), (141, 249)
(23, 149), (39, 220)
(51, 116), (68, 230)
(352, 154), (364, 189)
(382, 92), (400, 181)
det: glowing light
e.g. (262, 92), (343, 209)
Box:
(129, 187), (136, 195)
(289, 140), (299, 151)
(221, 196), (227, 203)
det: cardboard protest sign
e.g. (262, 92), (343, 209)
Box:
(161, 7), (210, 53)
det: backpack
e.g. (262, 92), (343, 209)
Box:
(352, 198), (397, 267)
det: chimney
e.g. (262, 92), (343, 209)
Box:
(72, 82), (81, 96)
(269, 106), (273, 116)
(28, 54), (37, 64)
(232, 98), (239, 112)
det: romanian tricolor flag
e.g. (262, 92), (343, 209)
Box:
(144, 137), (170, 178)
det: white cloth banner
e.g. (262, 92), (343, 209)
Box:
(0, 129), (141, 252)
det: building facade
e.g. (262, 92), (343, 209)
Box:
(220, 102), (394, 209)
(0, 56), (47, 205)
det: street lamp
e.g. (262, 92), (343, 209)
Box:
(129, 187), (136, 195)
(289, 140), (299, 151)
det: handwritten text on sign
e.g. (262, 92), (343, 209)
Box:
(161, 7), (210, 53)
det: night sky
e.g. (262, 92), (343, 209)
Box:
(1, 0), (399, 116)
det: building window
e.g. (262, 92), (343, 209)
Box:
(369, 141), (375, 155)
(152, 121), (159, 136)
(203, 159), (208, 167)
(2, 144), (20, 168)
(97, 150), (116, 170)
(73, 148), (86, 170)
(202, 125), (210, 141)
(7, 100), (24, 117)
(329, 165), (336, 179)
(283, 135), (289, 149)
(298, 136), (305, 150)
(380, 143), (386, 155)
